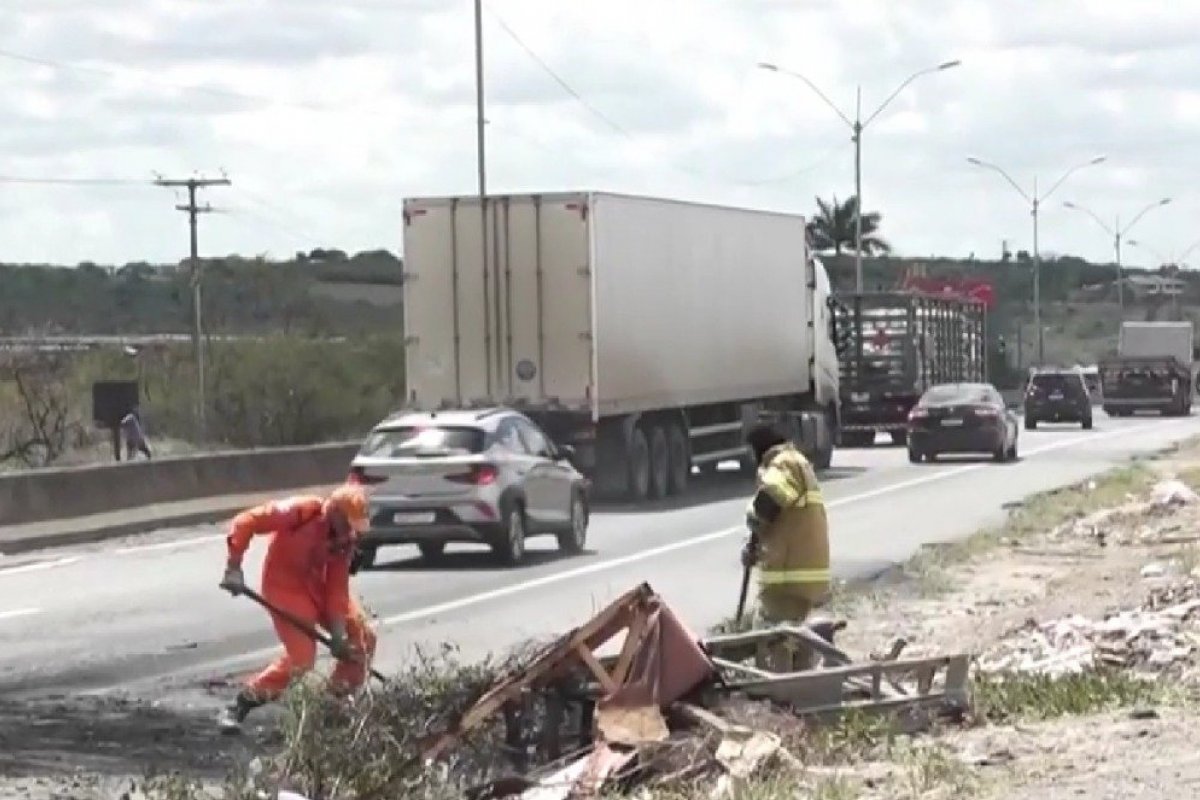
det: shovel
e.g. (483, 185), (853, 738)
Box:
(238, 585), (388, 684)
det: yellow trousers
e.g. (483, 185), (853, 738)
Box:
(757, 586), (815, 672)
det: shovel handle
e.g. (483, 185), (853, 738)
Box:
(734, 565), (751, 624)
(239, 586), (388, 684)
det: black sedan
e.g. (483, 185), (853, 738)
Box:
(906, 382), (1019, 463)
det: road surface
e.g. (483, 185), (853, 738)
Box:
(0, 413), (1198, 706)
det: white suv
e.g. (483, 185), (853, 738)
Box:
(348, 407), (590, 568)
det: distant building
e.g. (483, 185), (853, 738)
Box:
(1125, 274), (1185, 298)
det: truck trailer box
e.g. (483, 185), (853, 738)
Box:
(401, 191), (821, 418)
(1118, 321), (1195, 364)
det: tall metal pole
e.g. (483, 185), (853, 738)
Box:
(1031, 180), (1042, 365)
(853, 86), (863, 291)
(1063, 198), (1170, 316)
(757, 60), (959, 292)
(473, 0), (492, 396)
(967, 155), (1105, 367)
(1114, 221), (1124, 311)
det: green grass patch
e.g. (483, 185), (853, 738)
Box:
(974, 669), (1172, 723)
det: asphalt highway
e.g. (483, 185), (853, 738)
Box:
(1, 413), (1199, 704)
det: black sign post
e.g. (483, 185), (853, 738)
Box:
(92, 380), (139, 462)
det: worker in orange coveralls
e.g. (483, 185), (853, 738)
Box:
(216, 484), (378, 732)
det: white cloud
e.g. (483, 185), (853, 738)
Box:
(1, 0), (1199, 268)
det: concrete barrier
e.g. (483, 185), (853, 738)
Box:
(0, 442), (360, 526)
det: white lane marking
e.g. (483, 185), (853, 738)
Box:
(0, 607), (41, 622)
(0, 556), (80, 576)
(158, 416), (1195, 678)
(115, 534), (220, 556)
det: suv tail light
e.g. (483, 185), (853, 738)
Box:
(447, 464), (498, 485)
(974, 406), (999, 418)
(908, 407), (928, 421)
(348, 466), (386, 485)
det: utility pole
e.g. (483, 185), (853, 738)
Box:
(474, 0), (493, 397)
(154, 174), (231, 442)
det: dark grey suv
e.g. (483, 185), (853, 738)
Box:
(1023, 368), (1093, 430)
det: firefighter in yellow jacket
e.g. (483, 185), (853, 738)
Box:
(740, 421), (831, 670)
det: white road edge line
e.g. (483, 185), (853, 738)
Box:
(0, 607), (41, 622)
(117, 415), (1191, 684)
(0, 557), (80, 576)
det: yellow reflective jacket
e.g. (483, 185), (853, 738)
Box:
(746, 442), (830, 603)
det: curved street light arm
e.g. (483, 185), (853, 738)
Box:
(1127, 238), (1169, 264)
(862, 60), (959, 128)
(1178, 237), (1200, 264)
(967, 158), (1032, 204)
(758, 63), (854, 128)
(1064, 202), (1115, 237)
(1121, 198), (1171, 237)
(1039, 157), (1106, 204)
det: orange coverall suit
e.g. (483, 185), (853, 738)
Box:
(226, 496), (378, 700)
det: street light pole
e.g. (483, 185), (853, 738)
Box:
(758, 59), (961, 292)
(967, 155), (1107, 365)
(1063, 198), (1171, 313)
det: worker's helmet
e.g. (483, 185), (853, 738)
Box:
(326, 483), (370, 533)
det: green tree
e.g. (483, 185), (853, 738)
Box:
(808, 195), (890, 256)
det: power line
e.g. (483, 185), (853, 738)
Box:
(482, 4), (844, 189)
(0, 175), (153, 186)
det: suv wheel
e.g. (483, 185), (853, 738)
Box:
(1082, 415), (1093, 430)
(493, 505), (527, 566)
(1024, 416), (1037, 431)
(907, 446), (922, 464)
(557, 492), (588, 554)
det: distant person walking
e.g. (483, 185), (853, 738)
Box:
(120, 407), (152, 460)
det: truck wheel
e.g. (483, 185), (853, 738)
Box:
(626, 428), (651, 502)
(665, 422), (690, 495)
(647, 424), (670, 500)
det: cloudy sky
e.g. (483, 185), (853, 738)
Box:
(2, 0), (1199, 267)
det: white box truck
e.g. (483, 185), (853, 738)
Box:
(401, 191), (841, 501)
(1100, 321), (1195, 416)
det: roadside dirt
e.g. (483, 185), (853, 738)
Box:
(0, 688), (273, 799)
(822, 441), (1200, 798)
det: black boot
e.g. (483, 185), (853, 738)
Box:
(217, 691), (263, 734)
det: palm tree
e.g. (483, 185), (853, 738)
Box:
(807, 195), (891, 255)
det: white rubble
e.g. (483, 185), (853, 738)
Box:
(979, 581), (1200, 677)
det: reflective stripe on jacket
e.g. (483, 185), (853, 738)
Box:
(747, 442), (831, 602)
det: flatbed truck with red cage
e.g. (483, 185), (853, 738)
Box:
(834, 292), (987, 447)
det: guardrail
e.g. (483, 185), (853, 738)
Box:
(0, 442), (360, 527)
(2, 395), (1032, 529)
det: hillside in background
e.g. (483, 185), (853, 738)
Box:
(2, 246), (1196, 366)
(822, 253), (1200, 367)
(0, 248), (404, 337)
